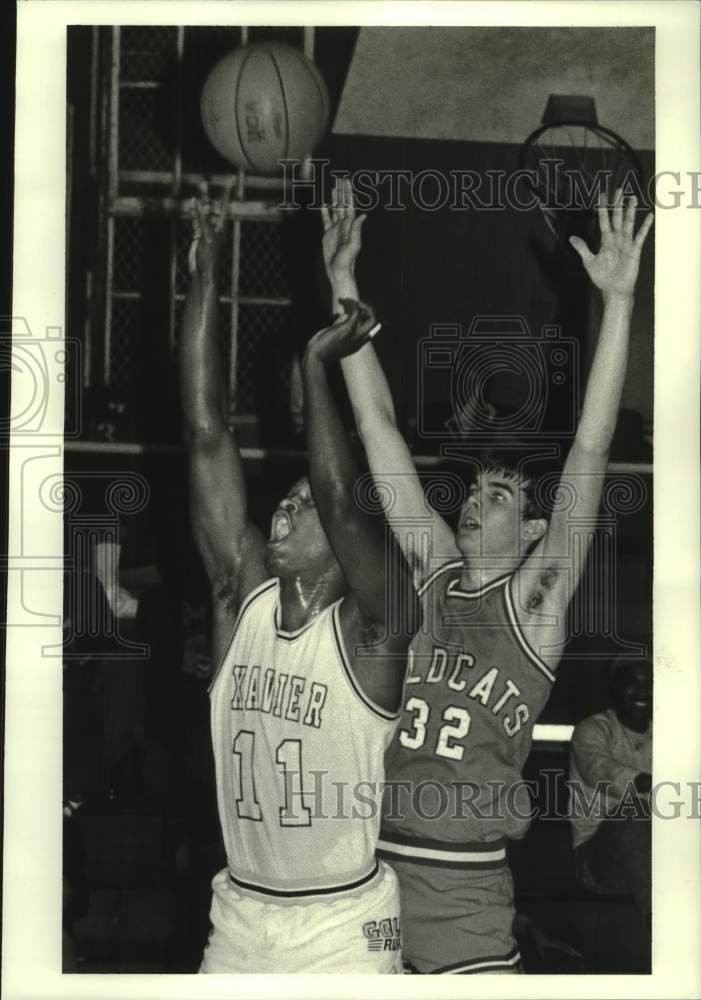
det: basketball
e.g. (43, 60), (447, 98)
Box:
(200, 43), (330, 175)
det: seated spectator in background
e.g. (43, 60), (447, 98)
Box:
(569, 655), (652, 921)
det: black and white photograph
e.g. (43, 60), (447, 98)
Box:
(3, 2), (700, 997)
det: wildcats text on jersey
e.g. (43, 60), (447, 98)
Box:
(229, 663), (328, 729)
(382, 568), (556, 847)
(404, 646), (530, 739)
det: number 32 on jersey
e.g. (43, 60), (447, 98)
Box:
(399, 697), (470, 760)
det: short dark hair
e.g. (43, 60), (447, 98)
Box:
(475, 444), (564, 521)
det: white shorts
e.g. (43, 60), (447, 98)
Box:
(200, 861), (403, 973)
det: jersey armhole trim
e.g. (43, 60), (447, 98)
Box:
(502, 578), (556, 684)
(207, 578), (278, 695)
(417, 559), (465, 597)
(331, 603), (400, 723)
(445, 571), (514, 600)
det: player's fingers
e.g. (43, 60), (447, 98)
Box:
(197, 178), (209, 200)
(326, 188), (339, 227)
(334, 184), (345, 221)
(622, 194), (637, 236)
(337, 177), (351, 219)
(352, 321), (382, 352)
(186, 197), (199, 229)
(338, 297), (361, 321)
(356, 299), (376, 325)
(568, 235), (595, 265)
(597, 192), (611, 235)
(633, 212), (654, 251)
(344, 177), (356, 220)
(192, 195), (205, 232)
(353, 302), (377, 337)
(320, 204), (331, 231)
(188, 238), (200, 274)
(350, 214), (367, 241)
(611, 187), (624, 232)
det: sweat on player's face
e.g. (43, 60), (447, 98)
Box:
(267, 475), (420, 635)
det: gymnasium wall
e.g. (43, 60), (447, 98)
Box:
(329, 26), (655, 431)
(335, 27), (655, 150)
(326, 132), (655, 433)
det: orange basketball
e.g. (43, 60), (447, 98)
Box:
(200, 43), (330, 175)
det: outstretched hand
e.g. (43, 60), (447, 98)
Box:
(305, 298), (379, 365)
(187, 178), (233, 278)
(321, 177), (366, 287)
(569, 188), (653, 297)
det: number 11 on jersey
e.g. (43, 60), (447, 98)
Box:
(233, 729), (313, 827)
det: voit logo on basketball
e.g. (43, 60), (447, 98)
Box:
(362, 916), (401, 953)
(244, 100), (265, 144)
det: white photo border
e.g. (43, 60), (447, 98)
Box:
(5, 2), (700, 998)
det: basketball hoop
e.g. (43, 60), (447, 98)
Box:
(518, 96), (644, 246)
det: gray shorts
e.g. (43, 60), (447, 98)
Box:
(389, 858), (521, 974)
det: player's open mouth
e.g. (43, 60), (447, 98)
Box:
(270, 511), (292, 543)
(461, 517), (480, 530)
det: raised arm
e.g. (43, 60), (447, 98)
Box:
(180, 182), (266, 658)
(302, 301), (421, 711)
(322, 180), (458, 582)
(518, 190), (653, 624)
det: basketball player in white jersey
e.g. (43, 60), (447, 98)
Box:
(322, 180), (653, 972)
(179, 182), (419, 973)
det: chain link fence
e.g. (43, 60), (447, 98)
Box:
(106, 26), (306, 435)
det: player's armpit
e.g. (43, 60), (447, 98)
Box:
(337, 599), (414, 715)
(207, 523), (268, 676)
(506, 566), (568, 675)
(233, 523), (269, 607)
(208, 522), (268, 614)
(514, 443), (610, 637)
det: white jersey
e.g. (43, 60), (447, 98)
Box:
(210, 579), (399, 900)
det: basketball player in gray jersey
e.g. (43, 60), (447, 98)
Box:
(180, 182), (419, 972)
(322, 179), (653, 973)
